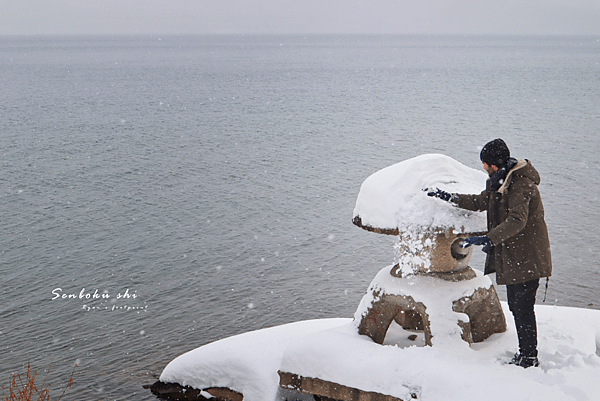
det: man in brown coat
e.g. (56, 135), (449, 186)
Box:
(428, 138), (552, 368)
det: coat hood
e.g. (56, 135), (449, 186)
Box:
(498, 159), (540, 194)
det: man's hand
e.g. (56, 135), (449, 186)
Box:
(461, 236), (494, 253)
(425, 188), (453, 202)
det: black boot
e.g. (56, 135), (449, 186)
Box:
(509, 353), (540, 368)
(508, 352), (521, 365)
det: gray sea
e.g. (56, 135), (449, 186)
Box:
(1, 34), (599, 400)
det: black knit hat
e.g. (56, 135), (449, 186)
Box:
(480, 138), (510, 167)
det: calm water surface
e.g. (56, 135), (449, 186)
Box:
(0, 35), (599, 400)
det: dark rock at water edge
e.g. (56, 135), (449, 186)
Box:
(147, 381), (243, 401)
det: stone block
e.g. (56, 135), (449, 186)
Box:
(278, 371), (411, 401)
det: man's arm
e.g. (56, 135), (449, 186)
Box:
(453, 189), (489, 212)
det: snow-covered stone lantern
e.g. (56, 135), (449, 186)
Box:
(352, 154), (506, 346)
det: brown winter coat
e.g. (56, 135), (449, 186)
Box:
(453, 159), (552, 285)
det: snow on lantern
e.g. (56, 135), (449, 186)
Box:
(352, 154), (507, 346)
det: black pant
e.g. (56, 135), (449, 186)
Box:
(506, 279), (539, 358)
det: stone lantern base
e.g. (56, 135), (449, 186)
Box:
(356, 266), (507, 346)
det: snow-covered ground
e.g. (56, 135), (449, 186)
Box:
(159, 301), (600, 401)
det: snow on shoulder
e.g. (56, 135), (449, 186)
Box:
(353, 154), (488, 234)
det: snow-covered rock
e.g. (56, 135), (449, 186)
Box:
(158, 304), (600, 401)
(158, 318), (347, 401)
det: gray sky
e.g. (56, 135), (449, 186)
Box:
(1, 0), (599, 36)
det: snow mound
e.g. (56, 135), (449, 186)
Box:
(353, 153), (488, 233)
(158, 318), (348, 401)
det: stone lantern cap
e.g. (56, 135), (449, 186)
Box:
(353, 154), (488, 236)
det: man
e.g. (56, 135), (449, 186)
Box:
(428, 138), (552, 368)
